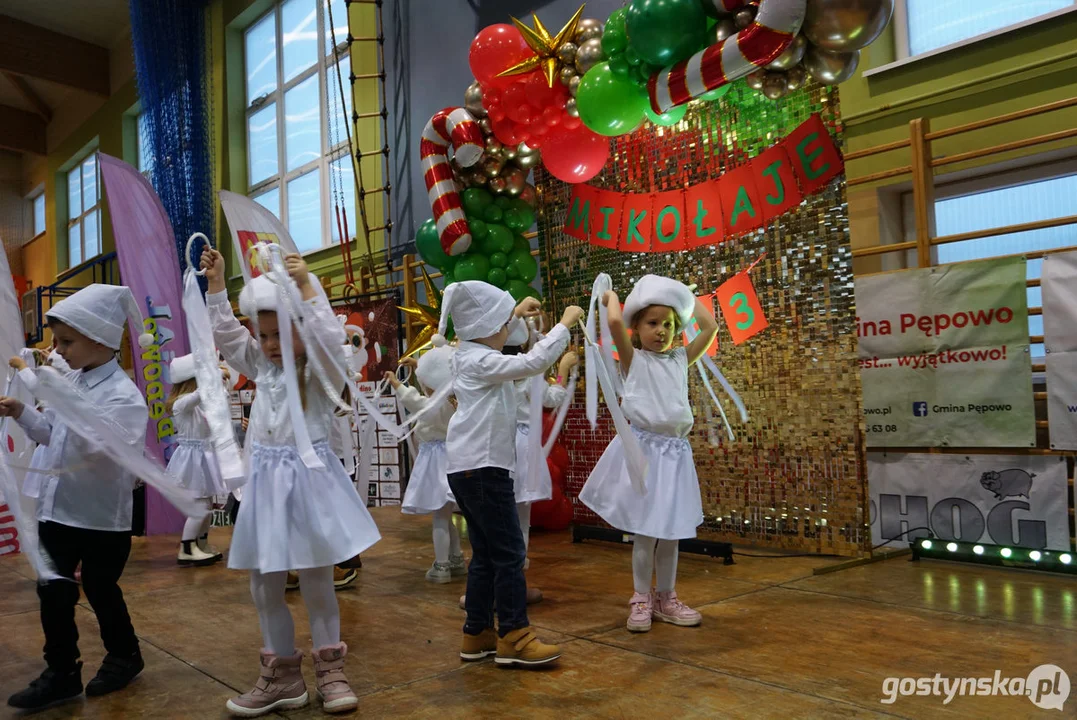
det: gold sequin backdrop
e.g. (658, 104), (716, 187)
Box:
(535, 84), (867, 557)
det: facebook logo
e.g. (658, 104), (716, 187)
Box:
(912, 402), (929, 417)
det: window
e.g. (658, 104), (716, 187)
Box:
(137, 112), (154, 179)
(903, 0), (1075, 57)
(31, 192), (45, 237)
(244, 0), (355, 254)
(66, 154), (101, 268)
(903, 172), (1077, 358)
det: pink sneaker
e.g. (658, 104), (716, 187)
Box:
(626, 591), (653, 633)
(311, 643), (358, 714)
(652, 590), (702, 627)
(226, 650), (308, 717)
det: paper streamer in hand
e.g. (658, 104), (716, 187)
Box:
(585, 274), (622, 430)
(683, 320), (748, 441)
(32, 368), (206, 519)
(543, 366), (578, 455)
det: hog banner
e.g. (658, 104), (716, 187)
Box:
(855, 257), (1035, 448)
(868, 453), (1070, 551)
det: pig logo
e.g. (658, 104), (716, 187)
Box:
(979, 469), (1036, 500)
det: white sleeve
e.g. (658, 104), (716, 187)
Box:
(207, 290), (263, 380)
(471, 324), (570, 383)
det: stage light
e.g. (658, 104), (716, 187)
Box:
(921, 539), (933, 550)
(946, 542), (958, 552)
(1029, 551), (1042, 562)
(911, 539), (1075, 575)
(1061, 554), (1072, 565)
(1000, 548), (1012, 558)
(973, 545), (984, 555)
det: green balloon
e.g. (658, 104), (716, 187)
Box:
(483, 204), (503, 223)
(507, 265), (520, 279)
(625, 0), (708, 67)
(439, 256), (457, 274)
(507, 248), (538, 283)
(507, 279), (540, 303)
(487, 267), (508, 288)
(481, 223), (514, 256)
(645, 102), (687, 127)
(624, 46), (641, 66)
(699, 84), (733, 102)
(502, 208), (530, 233)
(601, 8), (628, 56)
(442, 269), (455, 286)
(462, 187), (493, 216)
(609, 54), (631, 79)
(453, 253), (490, 282)
(576, 62), (647, 137)
(494, 196), (512, 209)
(511, 203), (535, 230)
(635, 63), (653, 85)
(468, 217), (489, 241)
(513, 234), (531, 253)
(489, 251), (508, 269)
(415, 218), (451, 269)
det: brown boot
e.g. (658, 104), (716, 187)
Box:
(311, 643), (358, 714)
(460, 628), (497, 661)
(226, 650), (307, 717)
(495, 627), (562, 667)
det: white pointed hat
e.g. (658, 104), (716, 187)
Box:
(46, 283), (155, 350)
(434, 280), (516, 343)
(622, 274), (696, 328)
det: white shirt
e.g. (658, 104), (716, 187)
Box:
(513, 379), (568, 425)
(172, 391), (210, 440)
(207, 290), (346, 448)
(447, 323), (569, 474)
(15, 360), (148, 531)
(621, 347), (694, 438)
(396, 384), (454, 444)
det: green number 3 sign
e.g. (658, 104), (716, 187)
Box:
(728, 292), (754, 330)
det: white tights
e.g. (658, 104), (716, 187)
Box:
(632, 535), (679, 595)
(517, 502), (531, 552)
(249, 566), (340, 655)
(181, 498), (213, 542)
(431, 505), (462, 564)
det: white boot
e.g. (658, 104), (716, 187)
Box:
(197, 533), (223, 561)
(178, 539), (220, 566)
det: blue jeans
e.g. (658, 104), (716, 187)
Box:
(448, 467), (529, 637)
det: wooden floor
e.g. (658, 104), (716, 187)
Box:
(1, 508), (1074, 719)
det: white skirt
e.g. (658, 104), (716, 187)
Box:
(167, 438), (228, 498)
(228, 441), (381, 573)
(579, 426), (703, 540)
(514, 424), (552, 505)
(401, 440), (455, 514)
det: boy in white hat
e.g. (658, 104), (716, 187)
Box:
(0, 283), (154, 710)
(439, 280), (583, 667)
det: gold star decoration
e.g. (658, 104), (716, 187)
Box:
(496, 4), (585, 88)
(398, 267), (452, 359)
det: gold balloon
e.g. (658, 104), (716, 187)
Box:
(575, 18), (603, 43)
(502, 143), (517, 160)
(482, 156), (505, 178)
(514, 142), (542, 169)
(488, 176), (508, 194)
(485, 136), (504, 158)
(734, 7), (756, 30)
(469, 171), (488, 186)
(762, 72), (788, 100)
(565, 97), (579, 118)
(503, 167), (527, 196)
(559, 65), (577, 85)
(802, 0), (894, 52)
(713, 17), (737, 43)
(557, 42), (578, 64)
(568, 74), (581, 97)
(478, 117), (492, 134)
(575, 38), (605, 75)
(766, 34), (808, 71)
(520, 183), (537, 205)
(785, 65), (807, 91)
(745, 70), (766, 90)
(803, 46), (860, 84)
(464, 81), (487, 118)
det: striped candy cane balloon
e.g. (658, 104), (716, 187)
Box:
(648, 0), (806, 114)
(420, 107), (484, 256)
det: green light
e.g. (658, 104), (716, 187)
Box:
(946, 542), (958, 552)
(973, 545), (984, 555)
(1061, 554), (1072, 565)
(1029, 551), (1042, 562)
(921, 540), (933, 550)
(1000, 548), (1012, 558)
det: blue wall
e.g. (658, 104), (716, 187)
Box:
(386, 0), (625, 250)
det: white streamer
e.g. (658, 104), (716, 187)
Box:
(682, 320), (748, 440)
(543, 366), (578, 455)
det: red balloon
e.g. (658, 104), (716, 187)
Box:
(543, 105), (562, 126)
(540, 125), (610, 183)
(562, 114), (582, 130)
(529, 121), (549, 137)
(524, 134), (543, 149)
(469, 25), (535, 89)
(489, 106), (506, 122)
(548, 462), (564, 490)
(516, 104), (537, 126)
(490, 115), (525, 146)
(502, 84), (528, 121)
(548, 442), (569, 472)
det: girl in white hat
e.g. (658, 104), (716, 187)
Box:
(201, 248), (377, 717)
(165, 354), (232, 566)
(385, 341), (463, 583)
(579, 274), (719, 634)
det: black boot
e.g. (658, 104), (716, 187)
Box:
(85, 651), (144, 697)
(8, 663), (83, 709)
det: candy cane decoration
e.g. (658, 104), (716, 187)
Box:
(648, 0), (806, 114)
(420, 107), (484, 257)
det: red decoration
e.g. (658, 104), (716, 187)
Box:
(685, 183), (724, 248)
(619, 192), (653, 252)
(540, 124), (610, 184)
(786, 114), (843, 194)
(469, 24), (536, 90)
(716, 271), (769, 345)
(718, 163), (765, 236)
(652, 190), (687, 253)
(531, 409), (573, 531)
(753, 145), (803, 222)
(682, 293), (719, 356)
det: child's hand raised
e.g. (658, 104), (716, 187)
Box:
(399, 357), (417, 369)
(383, 370), (402, 389)
(514, 297), (542, 319)
(8, 355), (27, 371)
(201, 249), (226, 292)
(560, 305), (585, 328)
(284, 253), (310, 288)
(601, 290), (618, 307)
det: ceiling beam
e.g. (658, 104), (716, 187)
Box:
(0, 14), (109, 97)
(0, 103), (46, 154)
(3, 72), (51, 123)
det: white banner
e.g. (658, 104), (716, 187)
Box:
(0, 246), (33, 558)
(868, 453), (1070, 551)
(1042, 251), (1077, 451)
(856, 257), (1035, 448)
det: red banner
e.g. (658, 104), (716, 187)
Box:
(564, 114), (843, 253)
(716, 272), (768, 345)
